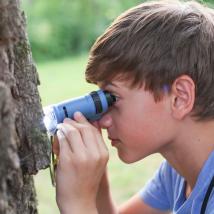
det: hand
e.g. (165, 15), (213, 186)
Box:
(54, 112), (109, 213)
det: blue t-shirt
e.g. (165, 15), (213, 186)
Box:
(140, 151), (214, 213)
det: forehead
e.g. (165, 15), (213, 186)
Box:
(98, 77), (145, 92)
(98, 80), (146, 99)
(98, 80), (118, 88)
(98, 80), (129, 90)
(97, 72), (137, 88)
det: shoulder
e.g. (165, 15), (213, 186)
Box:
(156, 160), (182, 185)
(143, 159), (183, 188)
(140, 160), (184, 211)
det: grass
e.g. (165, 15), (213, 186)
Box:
(34, 54), (163, 214)
(37, 54), (97, 105)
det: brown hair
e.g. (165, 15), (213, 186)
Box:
(85, 0), (214, 120)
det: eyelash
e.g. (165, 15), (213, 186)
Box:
(104, 90), (120, 104)
(114, 95), (120, 102)
(110, 93), (120, 105)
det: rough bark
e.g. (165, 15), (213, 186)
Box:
(0, 0), (51, 213)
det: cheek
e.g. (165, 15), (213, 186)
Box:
(114, 102), (170, 145)
(112, 108), (144, 141)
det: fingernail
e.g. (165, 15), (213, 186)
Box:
(57, 129), (64, 138)
(63, 118), (71, 123)
(56, 124), (62, 130)
(74, 111), (82, 118)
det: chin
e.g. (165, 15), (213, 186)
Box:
(118, 151), (143, 164)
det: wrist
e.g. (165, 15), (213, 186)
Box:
(60, 206), (98, 214)
(58, 199), (98, 214)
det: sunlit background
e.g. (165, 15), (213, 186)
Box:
(21, 0), (213, 213)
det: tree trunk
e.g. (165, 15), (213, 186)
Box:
(0, 0), (50, 213)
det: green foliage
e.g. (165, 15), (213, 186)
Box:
(22, 0), (143, 61)
(37, 55), (97, 105)
(22, 0), (214, 61)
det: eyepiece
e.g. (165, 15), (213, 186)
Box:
(90, 90), (116, 113)
(104, 91), (117, 107)
(90, 91), (103, 113)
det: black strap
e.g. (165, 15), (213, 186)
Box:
(200, 175), (214, 214)
(90, 91), (103, 114)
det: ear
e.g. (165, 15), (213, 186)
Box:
(170, 75), (195, 120)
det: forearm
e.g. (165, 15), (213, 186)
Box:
(60, 207), (98, 214)
(61, 208), (98, 214)
(96, 172), (118, 214)
(96, 189), (118, 214)
(58, 200), (98, 214)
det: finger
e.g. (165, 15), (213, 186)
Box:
(63, 119), (109, 170)
(82, 118), (106, 152)
(73, 111), (88, 124)
(57, 123), (85, 154)
(73, 112), (102, 135)
(89, 120), (108, 155)
(57, 129), (73, 155)
(63, 118), (100, 152)
(65, 117), (108, 158)
(66, 112), (100, 135)
(94, 129), (109, 156)
(91, 121), (102, 133)
(56, 130), (74, 171)
(75, 114), (107, 153)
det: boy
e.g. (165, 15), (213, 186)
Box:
(54, 0), (214, 213)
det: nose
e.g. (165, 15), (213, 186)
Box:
(98, 113), (112, 129)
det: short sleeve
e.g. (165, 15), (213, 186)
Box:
(139, 160), (173, 211)
(206, 191), (214, 214)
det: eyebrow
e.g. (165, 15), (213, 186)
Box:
(100, 81), (119, 89)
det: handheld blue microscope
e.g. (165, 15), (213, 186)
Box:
(43, 90), (116, 135)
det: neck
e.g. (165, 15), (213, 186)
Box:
(160, 119), (214, 190)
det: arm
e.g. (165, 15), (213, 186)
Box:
(96, 170), (117, 214)
(55, 112), (109, 214)
(119, 194), (171, 214)
(95, 170), (169, 214)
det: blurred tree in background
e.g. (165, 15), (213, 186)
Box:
(22, 0), (143, 61)
(22, 0), (214, 62)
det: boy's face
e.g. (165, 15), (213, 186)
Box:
(98, 80), (176, 163)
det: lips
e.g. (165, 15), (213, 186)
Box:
(108, 136), (117, 141)
(108, 136), (120, 146)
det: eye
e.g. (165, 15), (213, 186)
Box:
(105, 91), (118, 100)
(109, 93), (120, 105)
(103, 89), (121, 104)
(113, 94), (120, 102)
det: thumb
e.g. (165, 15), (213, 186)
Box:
(73, 111), (88, 123)
(91, 121), (102, 133)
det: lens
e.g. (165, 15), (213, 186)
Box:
(43, 106), (58, 134)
